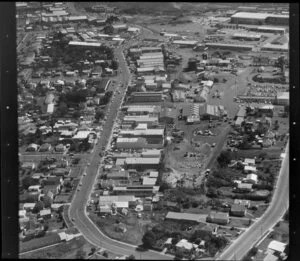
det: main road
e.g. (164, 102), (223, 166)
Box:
(68, 45), (173, 260)
(218, 139), (289, 260)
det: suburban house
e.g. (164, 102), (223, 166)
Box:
(206, 212), (229, 225)
(27, 143), (39, 152)
(39, 143), (52, 152)
(237, 183), (253, 192)
(267, 240), (287, 255)
(244, 174), (258, 184)
(39, 209), (52, 219)
(233, 199), (251, 208)
(230, 204), (247, 217)
(52, 168), (71, 177)
(43, 183), (61, 196)
(176, 239), (198, 252)
(165, 212), (206, 224)
(244, 165), (257, 174)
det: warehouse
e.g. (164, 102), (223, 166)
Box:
(261, 43), (288, 52)
(131, 92), (163, 102)
(172, 40), (198, 48)
(275, 92), (289, 105)
(253, 26), (286, 34)
(141, 46), (162, 53)
(159, 107), (177, 124)
(119, 129), (164, 145)
(113, 185), (158, 197)
(231, 12), (289, 25)
(205, 43), (253, 51)
(125, 105), (161, 116)
(68, 41), (102, 48)
(116, 137), (148, 149)
(232, 32), (261, 41)
(124, 158), (161, 171)
(136, 67), (155, 76)
(123, 115), (159, 125)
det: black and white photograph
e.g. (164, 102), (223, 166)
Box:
(1, 2), (299, 260)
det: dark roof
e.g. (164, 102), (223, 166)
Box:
(231, 204), (246, 212)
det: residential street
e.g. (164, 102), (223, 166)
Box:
(217, 139), (289, 260)
(68, 45), (173, 259)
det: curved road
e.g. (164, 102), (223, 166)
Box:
(218, 139), (289, 260)
(68, 45), (173, 259)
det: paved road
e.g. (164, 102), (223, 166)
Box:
(68, 45), (173, 259)
(218, 139), (289, 260)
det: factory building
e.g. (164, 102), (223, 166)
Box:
(131, 92), (163, 103)
(231, 12), (289, 26)
(205, 43), (253, 51)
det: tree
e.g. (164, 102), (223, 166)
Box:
(217, 151), (233, 167)
(75, 250), (86, 259)
(73, 111), (81, 119)
(103, 24), (114, 35)
(142, 231), (156, 248)
(111, 60), (119, 70)
(33, 201), (44, 214)
(90, 247), (96, 254)
(102, 251), (108, 257)
(174, 248), (184, 260)
(22, 177), (38, 190)
(43, 195), (53, 208)
(126, 254), (136, 260)
(95, 109), (105, 121)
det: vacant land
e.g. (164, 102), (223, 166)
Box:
(20, 236), (94, 259)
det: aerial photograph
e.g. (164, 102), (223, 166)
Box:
(17, 2), (290, 260)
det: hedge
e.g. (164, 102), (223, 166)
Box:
(20, 233), (62, 253)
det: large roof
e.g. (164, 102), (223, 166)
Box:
(232, 12), (269, 19)
(166, 212), (205, 222)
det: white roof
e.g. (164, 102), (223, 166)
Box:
(231, 12), (270, 20)
(125, 158), (160, 164)
(173, 40), (198, 45)
(120, 129), (164, 136)
(47, 103), (54, 113)
(233, 33), (261, 38)
(137, 67), (154, 72)
(149, 171), (159, 178)
(176, 239), (198, 250)
(244, 165), (257, 172)
(28, 185), (41, 190)
(40, 209), (51, 216)
(277, 92), (289, 100)
(73, 131), (91, 139)
(117, 138), (139, 143)
(165, 238), (173, 244)
(143, 177), (157, 185)
(264, 252), (278, 261)
(113, 202), (129, 208)
(268, 240), (286, 253)
(23, 203), (36, 208)
(19, 210), (26, 217)
(246, 174), (258, 181)
(69, 41), (101, 47)
(142, 149), (161, 156)
(244, 158), (255, 164)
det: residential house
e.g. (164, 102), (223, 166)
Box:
(237, 183), (253, 192)
(43, 176), (63, 186)
(27, 143), (39, 152)
(39, 209), (52, 219)
(52, 168), (71, 177)
(165, 212), (205, 224)
(176, 239), (198, 252)
(244, 165), (257, 174)
(39, 143), (52, 152)
(43, 183), (61, 196)
(233, 199), (251, 208)
(244, 174), (258, 184)
(230, 204), (247, 217)
(55, 143), (66, 152)
(267, 240), (287, 255)
(206, 212), (229, 225)
(23, 203), (36, 211)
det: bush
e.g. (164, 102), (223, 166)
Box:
(142, 231), (156, 248)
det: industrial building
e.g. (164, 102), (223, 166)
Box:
(232, 32), (261, 41)
(131, 92), (163, 103)
(275, 92), (289, 105)
(231, 12), (289, 26)
(205, 43), (253, 51)
(172, 40), (198, 48)
(68, 41), (102, 48)
(125, 105), (161, 116)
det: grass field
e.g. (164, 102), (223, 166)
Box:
(20, 236), (94, 259)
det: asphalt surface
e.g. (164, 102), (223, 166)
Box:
(68, 45), (173, 259)
(218, 139), (289, 260)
